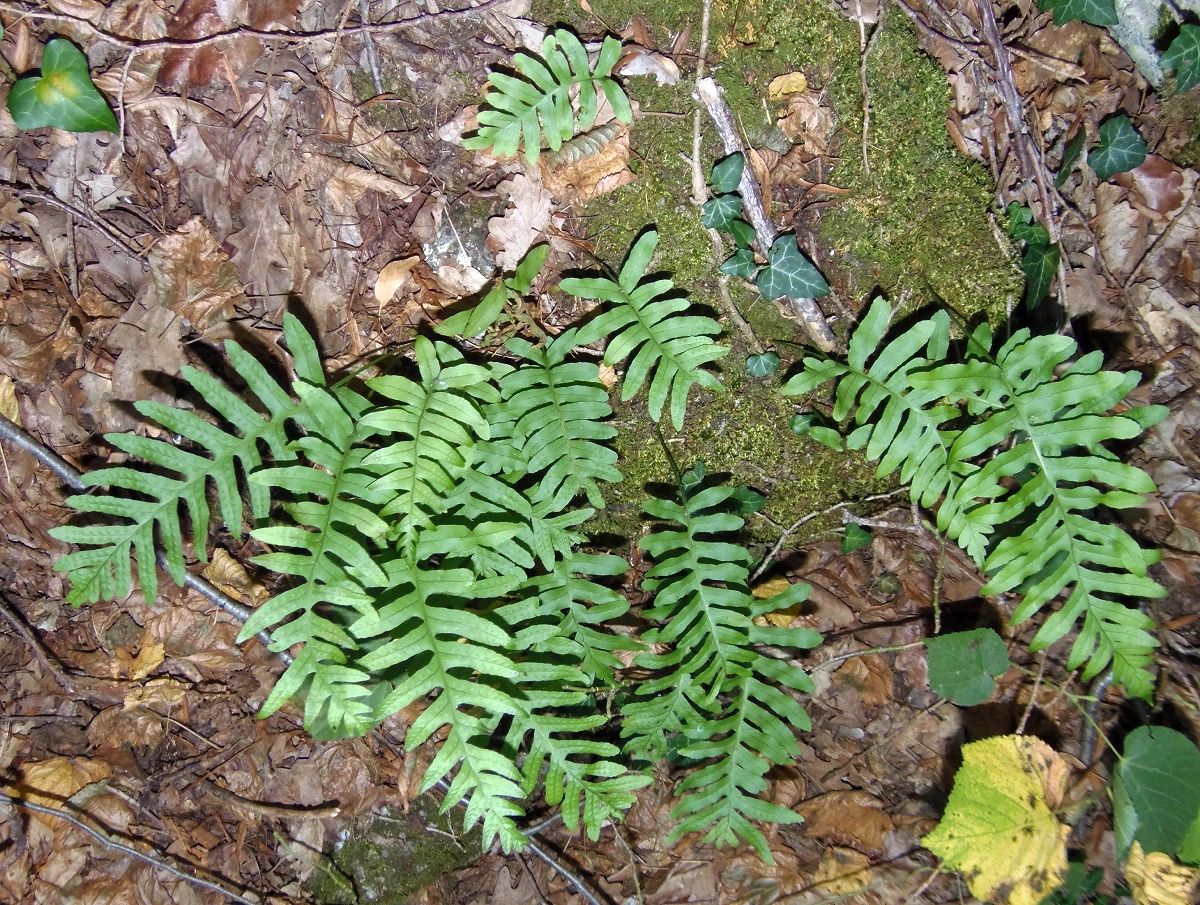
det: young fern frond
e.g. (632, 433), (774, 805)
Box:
(51, 314), (324, 605)
(500, 330), (621, 511)
(462, 29), (631, 165)
(788, 299), (1165, 698)
(916, 324), (1165, 698)
(621, 476), (819, 857)
(565, 230), (727, 430)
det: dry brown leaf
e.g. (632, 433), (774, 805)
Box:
(834, 654), (894, 710)
(777, 91), (836, 156)
(0, 375), (18, 422)
(487, 173), (553, 271)
(227, 184), (306, 299)
(12, 757), (112, 815)
(617, 48), (681, 85)
(202, 548), (269, 606)
(124, 677), (189, 712)
(798, 790), (895, 854)
(375, 256), (423, 304)
(813, 846), (872, 895)
(541, 127), (635, 206)
(114, 637), (165, 681)
(1115, 156), (1186, 220)
(148, 216), (245, 330)
(1126, 843), (1200, 905)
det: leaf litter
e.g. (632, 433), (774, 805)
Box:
(0, 0), (1196, 902)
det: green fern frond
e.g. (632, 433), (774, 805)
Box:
(501, 330), (621, 511)
(259, 638), (379, 740)
(565, 230), (727, 430)
(360, 555), (528, 850)
(238, 380), (389, 653)
(361, 337), (498, 550)
(781, 296), (958, 509)
(51, 314), (324, 605)
(462, 29), (630, 165)
(915, 326), (1165, 697)
(621, 476), (818, 851)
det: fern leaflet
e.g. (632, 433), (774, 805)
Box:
(564, 230), (727, 430)
(462, 29), (631, 164)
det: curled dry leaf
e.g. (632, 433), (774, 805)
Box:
(0, 375), (18, 422)
(487, 173), (553, 271)
(148, 216), (245, 330)
(374, 256), (423, 304)
(202, 548), (269, 606)
(541, 126), (635, 206)
(797, 790), (895, 854)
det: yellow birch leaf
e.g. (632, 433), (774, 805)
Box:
(923, 735), (1068, 905)
(1126, 842), (1200, 905)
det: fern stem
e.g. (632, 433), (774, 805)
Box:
(0, 412), (287, 663)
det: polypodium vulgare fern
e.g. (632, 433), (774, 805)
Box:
(565, 229), (728, 430)
(621, 470), (820, 860)
(784, 298), (1165, 698)
(462, 28), (631, 164)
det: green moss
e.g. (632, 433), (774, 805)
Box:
(1160, 90), (1200, 169)
(310, 798), (479, 904)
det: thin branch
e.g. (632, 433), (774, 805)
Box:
(526, 837), (606, 905)
(0, 412), (287, 663)
(1, 179), (142, 257)
(693, 76), (838, 352)
(0, 0), (510, 52)
(0, 790), (265, 904)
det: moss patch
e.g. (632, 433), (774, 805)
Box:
(310, 799), (479, 904)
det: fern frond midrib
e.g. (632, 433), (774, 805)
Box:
(844, 360), (956, 468)
(613, 290), (698, 376)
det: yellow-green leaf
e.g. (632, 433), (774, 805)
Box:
(925, 735), (1069, 905)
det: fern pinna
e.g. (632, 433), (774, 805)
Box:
(784, 298), (1165, 698)
(462, 28), (631, 164)
(621, 468), (820, 861)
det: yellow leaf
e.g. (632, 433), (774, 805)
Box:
(924, 735), (1068, 905)
(0, 375), (18, 422)
(12, 757), (111, 811)
(1126, 842), (1200, 905)
(768, 72), (809, 99)
(202, 548), (268, 605)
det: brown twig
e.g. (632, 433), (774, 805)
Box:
(0, 0), (511, 52)
(0, 790), (265, 904)
(693, 76), (838, 352)
(199, 779), (341, 820)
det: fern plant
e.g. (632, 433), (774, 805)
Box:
(784, 298), (1165, 698)
(463, 28), (631, 164)
(621, 467), (820, 860)
(564, 229), (728, 430)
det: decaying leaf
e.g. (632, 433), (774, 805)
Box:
(12, 757), (112, 814)
(1125, 842), (1200, 905)
(813, 846), (872, 895)
(0, 375), (18, 422)
(487, 173), (553, 272)
(924, 735), (1069, 905)
(202, 548), (269, 606)
(374, 256), (423, 305)
(541, 124), (635, 206)
(148, 216), (245, 330)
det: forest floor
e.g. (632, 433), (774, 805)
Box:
(0, 0), (1197, 903)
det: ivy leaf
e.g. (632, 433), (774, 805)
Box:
(789, 413), (843, 450)
(1022, 241), (1060, 310)
(8, 39), (118, 132)
(727, 218), (755, 248)
(746, 351), (780, 378)
(756, 234), (829, 301)
(1006, 203), (1049, 246)
(711, 153), (745, 193)
(1055, 131), (1086, 187)
(1090, 115), (1148, 181)
(1162, 25), (1200, 92)
(924, 628), (1010, 706)
(702, 194), (743, 230)
(1113, 726), (1200, 861)
(925, 735), (1069, 905)
(842, 523), (873, 553)
(720, 248), (756, 278)
(1038, 0), (1117, 26)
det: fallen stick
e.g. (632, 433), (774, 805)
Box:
(693, 76), (838, 352)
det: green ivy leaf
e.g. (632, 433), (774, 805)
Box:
(7, 39), (118, 132)
(1113, 726), (1200, 860)
(841, 523), (873, 553)
(789, 413), (843, 450)
(1162, 25), (1200, 92)
(746, 351), (780, 378)
(756, 234), (829, 301)
(924, 628), (1010, 706)
(1039, 0), (1117, 26)
(702, 193), (742, 230)
(1005, 203), (1049, 246)
(1022, 241), (1060, 310)
(731, 485), (766, 514)
(1055, 131), (1086, 187)
(1089, 115), (1147, 181)
(711, 152), (745, 193)
(680, 460), (706, 492)
(727, 218), (755, 249)
(720, 248), (756, 278)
